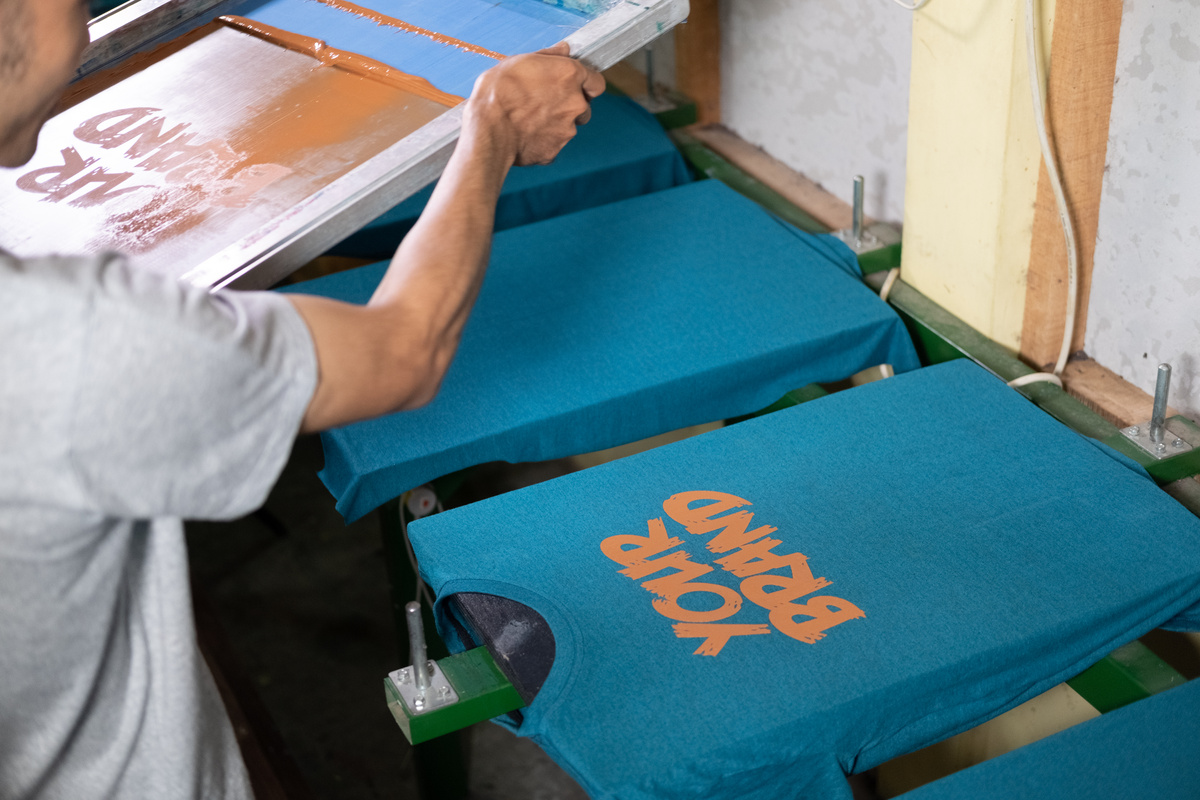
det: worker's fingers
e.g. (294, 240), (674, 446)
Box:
(467, 43), (603, 164)
(581, 68), (605, 100)
(575, 102), (593, 127)
(537, 41), (572, 57)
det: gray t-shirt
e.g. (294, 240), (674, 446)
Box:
(0, 250), (318, 798)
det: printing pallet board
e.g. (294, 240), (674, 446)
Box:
(0, 0), (687, 289)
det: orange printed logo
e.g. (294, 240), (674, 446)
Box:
(601, 491), (864, 656)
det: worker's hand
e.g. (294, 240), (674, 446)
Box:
(465, 42), (605, 167)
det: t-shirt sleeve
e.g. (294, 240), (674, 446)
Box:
(63, 254), (318, 520)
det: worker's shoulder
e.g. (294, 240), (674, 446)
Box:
(0, 248), (127, 303)
(0, 248), (241, 330)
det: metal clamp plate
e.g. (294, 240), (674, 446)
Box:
(388, 661), (459, 715)
(834, 222), (901, 255)
(1122, 423), (1194, 460)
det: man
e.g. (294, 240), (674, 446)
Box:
(0, 0), (604, 796)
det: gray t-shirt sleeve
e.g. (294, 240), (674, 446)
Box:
(55, 252), (318, 520)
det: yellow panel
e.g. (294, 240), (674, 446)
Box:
(901, 0), (1054, 350)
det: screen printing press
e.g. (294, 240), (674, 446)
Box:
(18, 3), (1200, 796)
(283, 153), (1200, 796)
(0, 0), (687, 289)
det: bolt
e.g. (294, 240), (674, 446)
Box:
(397, 669), (411, 685)
(1156, 442), (1167, 453)
(438, 685), (452, 699)
(1174, 438), (1186, 449)
(1151, 364), (1172, 444)
(406, 603), (430, 693)
(413, 696), (426, 712)
(1128, 426), (1141, 436)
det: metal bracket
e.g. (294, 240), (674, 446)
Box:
(1121, 363), (1195, 460)
(1121, 424), (1193, 460)
(384, 646), (525, 744)
(835, 222), (901, 254)
(388, 660), (460, 715)
(833, 175), (901, 255)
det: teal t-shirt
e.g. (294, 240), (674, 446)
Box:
(289, 181), (920, 522)
(411, 360), (1200, 800)
(903, 677), (1200, 799)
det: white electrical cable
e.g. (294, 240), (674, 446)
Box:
(879, 267), (901, 303)
(400, 492), (437, 609)
(1007, 372), (1063, 389)
(1025, 0), (1079, 377)
(892, 0), (932, 9)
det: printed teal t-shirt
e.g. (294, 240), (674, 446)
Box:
(411, 360), (1200, 799)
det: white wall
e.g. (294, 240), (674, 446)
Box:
(719, 0), (913, 223)
(1089, 0), (1200, 419)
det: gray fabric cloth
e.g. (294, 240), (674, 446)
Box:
(0, 249), (318, 799)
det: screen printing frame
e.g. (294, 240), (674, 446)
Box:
(74, 0), (689, 290)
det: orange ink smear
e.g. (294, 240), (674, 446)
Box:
(217, 15), (464, 106)
(310, 0), (507, 61)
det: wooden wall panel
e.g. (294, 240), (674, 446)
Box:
(674, 0), (720, 123)
(1020, 0), (1123, 369)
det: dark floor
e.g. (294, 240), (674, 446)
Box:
(186, 435), (589, 800)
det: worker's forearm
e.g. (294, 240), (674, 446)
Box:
(369, 102), (514, 342)
(355, 105), (516, 407)
(292, 46), (601, 433)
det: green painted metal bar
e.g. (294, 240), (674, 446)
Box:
(670, 129), (829, 235)
(857, 241), (903, 276)
(386, 647), (525, 745)
(1110, 414), (1200, 485)
(1066, 641), (1187, 714)
(861, 271), (1200, 485)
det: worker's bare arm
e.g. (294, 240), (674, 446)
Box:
(290, 45), (605, 433)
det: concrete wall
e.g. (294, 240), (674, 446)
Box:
(718, 0), (913, 223)
(1088, 0), (1200, 419)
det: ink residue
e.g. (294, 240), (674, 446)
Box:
(217, 16), (463, 106)
(8, 16), (459, 275)
(308, 0), (507, 60)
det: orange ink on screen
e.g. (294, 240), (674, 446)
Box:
(217, 16), (464, 106)
(5, 16), (462, 271)
(308, 0), (507, 60)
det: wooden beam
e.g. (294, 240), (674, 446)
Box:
(1020, 0), (1123, 369)
(674, 0), (720, 124)
(685, 124), (855, 231)
(1061, 357), (1178, 429)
